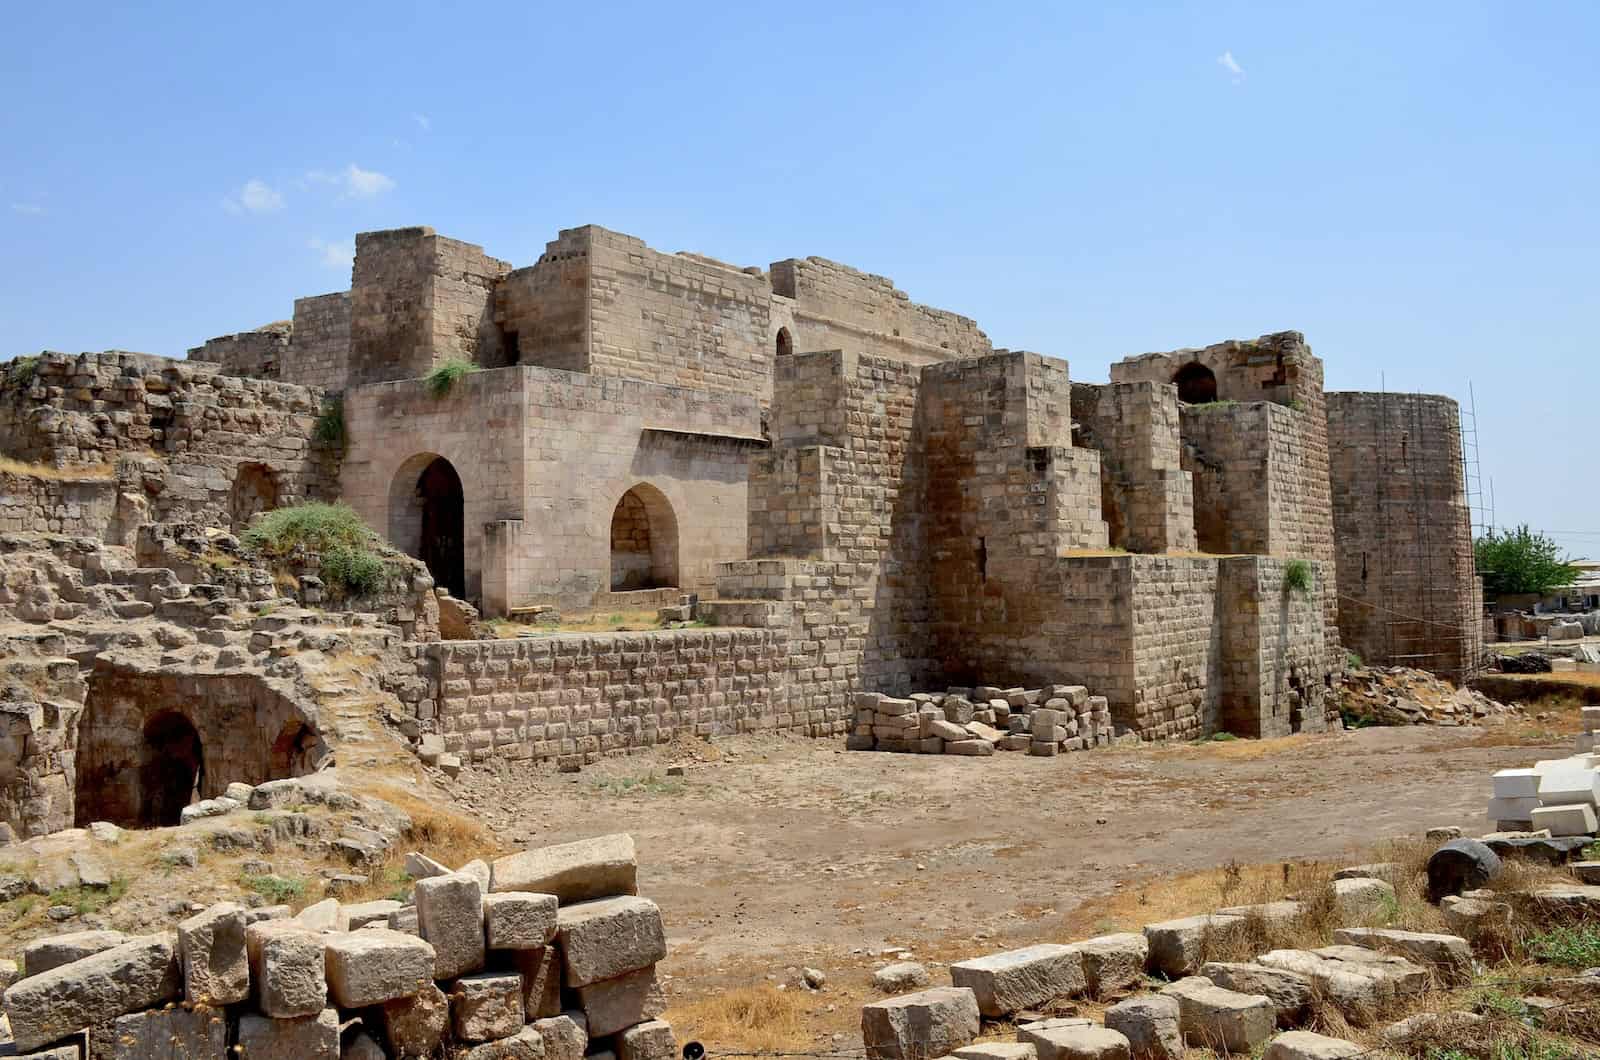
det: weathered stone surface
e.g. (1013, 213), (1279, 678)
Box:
(950, 944), (1086, 1017)
(380, 981), (450, 1058)
(22, 929), (127, 976)
(617, 1018), (676, 1060)
(1379, 1010), (1484, 1045)
(416, 871), (486, 980)
(1440, 894), (1512, 941)
(1070, 933), (1148, 999)
(296, 897), (345, 932)
(1330, 877), (1394, 916)
(1332, 862), (1396, 881)
(87, 1006), (228, 1059)
(1200, 961), (1313, 1025)
(490, 833), (637, 903)
(0, 956), (17, 991)
(245, 920), (328, 1018)
(952, 1044), (1038, 1060)
(534, 1012), (589, 1060)
(874, 961), (930, 992)
(1312, 945), (1430, 997)
(1103, 995), (1181, 1060)
(556, 895), (667, 987)
(861, 986), (981, 1060)
(460, 1027), (546, 1060)
(177, 901), (249, 1005)
(1142, 914), (1244, 977)
(344, 899), (404, 930)
(405, 851), (451, 879)
(484, 891), (559, 949)
(576, 964), (667, 1037)
(451, 971), (525, 1043)
(324, 929), (436, 1007)
(1255, 945), (1426, 1023)
(1331, 927), (1473, 985)
(515, 944), (563, 1019)
(1021, 1024), (1130, 1060)
(236, 1008), (339, 1059)
(345, 1032), (387, 1060)
(5, 934), (181, 1052)
(1262, 1031), (1363, 1059)
(1160, 976), (1274, 1053)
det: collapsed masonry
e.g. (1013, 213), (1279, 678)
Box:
(0, 223), (1484, 823)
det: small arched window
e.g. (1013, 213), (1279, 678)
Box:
(1173, 362), (1219, 405)
(775, 327), (794, 357)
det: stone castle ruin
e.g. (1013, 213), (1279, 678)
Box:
(0, 222), (1482, 839)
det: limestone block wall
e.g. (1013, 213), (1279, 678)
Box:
(349, 227), (510, 386)
(0, 351), (335, 533)
(1216, 556), (1329, 738)
(286, 292), (352, 389)
(1070, 382), (1196, 553)
(424, 629), (790, 766)
(0, 470), (120, 538)
(1111, 330), (1323, 408)
(772, 256), (992, 367)
(0, 652), (84, 837)
(186, 323), (291, 380)
(341, 365), (759, 612)
(494, 228), (591, 373)
(1327, 391), (1480, 678)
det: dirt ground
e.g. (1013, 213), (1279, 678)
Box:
(436, 721), (1572, 998)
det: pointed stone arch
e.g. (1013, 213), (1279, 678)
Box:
(609, 483), (679, 590)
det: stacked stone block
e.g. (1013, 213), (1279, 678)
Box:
(849, 685), (1113, 757)
(0, 833), (675, 1060)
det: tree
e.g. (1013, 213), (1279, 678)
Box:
(1474, 525), (1579, 597)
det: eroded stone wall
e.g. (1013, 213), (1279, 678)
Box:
(1070, 382), (1196, 553)
(186, 323), (291, 380)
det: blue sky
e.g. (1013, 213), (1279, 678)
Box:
(3, 2), (1596, 555)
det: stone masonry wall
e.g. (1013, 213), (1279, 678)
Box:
(424, 629), (790, 767)
(0, 469), (121, 539)
(1071, 381), (1196, 553)
(772, 256), (992, 367)
(286, 291), (352, 389)
(186, 323), (291, 380)
(494, 227), (591, 373)
(1327, 391), (1479, 678)
(1216, 556), (1329, 738)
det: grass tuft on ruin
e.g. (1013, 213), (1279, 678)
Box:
(425, 357), (478, 397)
(3, 354), (39, 390)
(240, 502), (397, 598)
(1283, 558), (1314, 594)
(312, 397), (346, 449)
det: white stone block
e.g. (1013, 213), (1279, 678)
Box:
(1491, 768), (1539, 799)
(1537, 768), (1600, 807)
(1530, 803), (1598, 837)
(1487, 796), (1540, 822)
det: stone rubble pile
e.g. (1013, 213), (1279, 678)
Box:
(846, 685), (1115, 757)
(1488, 705), (1600, 835)
(0, 832), (674, 1060)
(862, 870), (1429, 1060)
(1337, 665), (1515, 727)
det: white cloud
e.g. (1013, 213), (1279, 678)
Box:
(307, 163), (396, 199)
(223, 178), (285, 214)
(412, 113), (431, 133)
(1217, 50), (1244, 81)
(308, 237), (354, 270)
(10, 203), (43, 216)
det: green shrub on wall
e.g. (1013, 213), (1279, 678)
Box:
(425, 358), (478, 398)
(242, 502), (396, 598)
(312, 397), (346, 449)
(1283, 559), (1313, 595)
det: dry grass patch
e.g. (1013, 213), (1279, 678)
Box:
(0, 456), (116, 481)
(1466, 692), (1587, 749)
(663, 983), (814, 1053)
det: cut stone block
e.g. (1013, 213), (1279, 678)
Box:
(1331, 863), (1396, 881)
(1160, 976), (1274, 1053)
(245, 920), (328, 1018)
(1492, 768), (1540, 799)
(1199, 961), (1313, 1025)
(874, 961), (931, 992)
(491, 833), (637, 902)
(1020, 1024), (1130, 1060)
(416, 871), (486, 980)
(535, 1012), (590, 1060)
(324, 928), (436, 1007)
(1068, 933), (1148, 999)
(388, 905), (420, 935)
(406, 851), (452, 879)
(928, 718), (969, 741)
(861, 986), (981, 1060)
(1573, 860), (1600, 884)
(459, 1027), (547, 1060)
(515, 944), (563, 1019)
(451, 971), (525, 1043)
(87, 1005), (228, 1059)
(1142, 914), (1245, 977)
(177, 901), (249, 1005)
(556, 895), (667, 987)
(945, 739), (994, 756)
(1538, 768), (1600, 807)
(577, 964), (667, 1036)
(1531, 803), (1598, 837)
(618, 1018), (677, 1060)
(380, 981), (449, 1059)
(1103, 994), (1182, 1060)
(1331, 927), (1473, 985)
(1331, 877), (1394, 916)
(5, 934), (181, 1052)
(950, 944), (1086, 1017)
(1262, 1031), (1363, 1060)
(22, 929), (127, 976)
(1439, 894), (1512, 942)
(236, 1008), (339, 1059)
(344, 899), (404, 930)
(1487, 796), (1541, 822)
(296, 898), (345, 932)
(1218, 900), (1304, 927)
(484, 891), (559, 949)
(952, 1045), (1038, 1060)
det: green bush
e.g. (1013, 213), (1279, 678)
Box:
(1283, 559), (1313, 594)
(5, 355), (39, 389)
(241, 502), (394, 597)
(1530, 925), (1600, 968)
(313, 398), (346, 449)
(242, 873), (306, 904)
(1345, 649), (1363, 669)
(425, 358), (478, 397)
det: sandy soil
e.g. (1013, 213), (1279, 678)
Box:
(444, 723), (1567, 979)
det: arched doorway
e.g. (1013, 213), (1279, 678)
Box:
(1173, 362), (1219, 405)
(140, 711), (203, 827)
(609, 484), (679, 591)
(390, 454), (466, 598)
(230, 463), (279, 528)
(775, 326), (794, 357)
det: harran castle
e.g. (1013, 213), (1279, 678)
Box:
(0, 222), (1481, 838)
